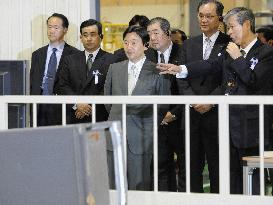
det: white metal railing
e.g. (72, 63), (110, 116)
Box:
(1, 95), (273, 205)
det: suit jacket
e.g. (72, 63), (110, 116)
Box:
(30, 43), (79, 95)
(56, 48), (116, 123)
(104, 59), (171, 154)
(178, 32), (230, 95)
(30, 43), (79, 126)
(113, 48), (127, 62)
(146, 44), (184, 150)
(186, 40), (273, 148)
(146, 44), (183, 120)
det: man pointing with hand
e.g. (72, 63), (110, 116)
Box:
(158, 7), (273, 194)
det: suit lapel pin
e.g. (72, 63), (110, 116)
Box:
(218, 53), (222, 57)
(92, 70), (102, 84)
(250, 57), (258, 70)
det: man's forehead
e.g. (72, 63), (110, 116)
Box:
(148, 23), (161, 29)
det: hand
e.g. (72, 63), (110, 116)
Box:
(156, 63), (182, 75)
(226, 42), (242, 59)
(161, 111), (176, 125)
(193, 104), (213, 114)
(75, 104), (92, 119)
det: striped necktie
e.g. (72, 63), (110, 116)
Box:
(203, 37), (212, 60)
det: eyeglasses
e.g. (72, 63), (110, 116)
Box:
(197, 14), (217, 20)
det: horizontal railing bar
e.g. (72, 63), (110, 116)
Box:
(0, 95), (273, 105)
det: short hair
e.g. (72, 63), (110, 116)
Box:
(123, 25), (150, 47)
(148, 17), (171, 36)
(224, 7), (255, 33)
(171, 29), (188, 41)
(256, 27), (273, 41)
(129, 15), (150, 29)
(80, 19), (102, 36)
(197, 0), (224, 17)
(47, 13), (69, 28)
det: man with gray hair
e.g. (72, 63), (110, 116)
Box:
(157, 7), (273, 194)
(147, 17), (185, 192)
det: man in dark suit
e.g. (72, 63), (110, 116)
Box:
(55, 19), (116, 123)
(104, 26), (170, 190)
(177, 0), (230, 193)
(146, 17), (185, 192)
(157, 7), (273, 194)
(30, 13), (79, 126)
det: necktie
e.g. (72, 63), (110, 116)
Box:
(160, 53), (165, 63)
(240, 49), (246, 58)
(87, 53), (93, 76)
(203, 38), (212, 60)
(42, 48), (57, 95)
(128, 65), (137, 95)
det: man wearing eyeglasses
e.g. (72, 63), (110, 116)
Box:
(177, 0), (230, 193)
(157, 6), (273, 194)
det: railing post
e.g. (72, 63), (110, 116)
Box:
(62, 103), (66, 126)
(219, 103), (230, 195)
(0, 102), (8, 130)
(153, 104), (158, 192)
(259, 104), (264, 196)
(185, 104), (190, 193)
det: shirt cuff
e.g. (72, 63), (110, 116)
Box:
(72, 104), (77, 110)
(175, 65), (188, 78)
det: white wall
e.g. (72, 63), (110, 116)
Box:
(0, 0), (97, 61)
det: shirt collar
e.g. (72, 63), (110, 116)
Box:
(203, 31), (220, 44)
(85, 47), (100, 61)
(240, 37), (257, 56)
(128, 56), (146, 71)
(49, 41), (65, 52)
(157, 41), (173, 63)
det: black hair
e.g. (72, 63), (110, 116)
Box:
(80, 19), (103, 38)
(148, 17), (171, 36)
(171, 29), (188, 41)
(256, 27), (273, 41)
(129, 15), (150, 29)
(47, 13), (69, 28)
(123, 25), (150, 47)
(197, 0), (224, 17)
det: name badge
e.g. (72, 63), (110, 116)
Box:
(92, 70), (102, 84)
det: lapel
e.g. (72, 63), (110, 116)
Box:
(60, 43), (70, 64)
(120, 60), (129, 95)
(195, 35), (204, 60)
(78, 51), (87, 80)
(146, 48), (158, 63)
(245, 40), (262, 61)
(132, 59), (151, 95)
(209, 32), (228, 59)
(39, 45), (49, 81)
(82, 48), (106, 88)
(169, 43), (180, 64)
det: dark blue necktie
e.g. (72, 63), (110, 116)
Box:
(42, 48), (57, 95)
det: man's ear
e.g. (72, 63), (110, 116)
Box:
(243, 20), (251, 30)
(64, 27), (68, 34)
(268, 39), (273, 46)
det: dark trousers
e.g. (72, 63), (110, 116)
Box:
(157, 118), (184, 191)
(230, 141), (259, 194)
(37, 104), (62, 126)
(190, 108), (219, 193)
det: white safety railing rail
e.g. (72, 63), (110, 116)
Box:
(0, 95), (273, 205)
